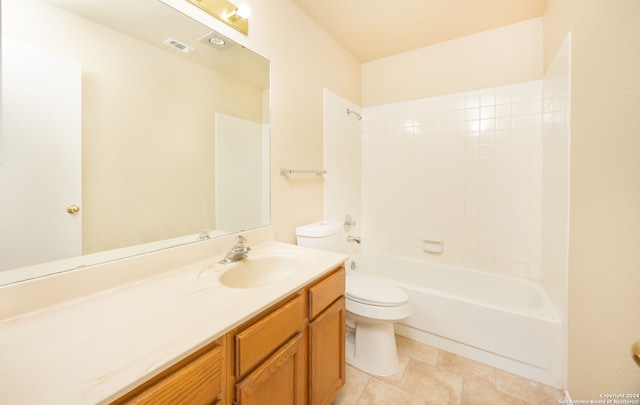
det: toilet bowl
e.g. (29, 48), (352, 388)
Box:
(345, 270), (411, 376)
(295, 221), (412, 376)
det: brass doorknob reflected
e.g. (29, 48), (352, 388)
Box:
(633, 341), (640, 360)
(66, 204), (80, 214)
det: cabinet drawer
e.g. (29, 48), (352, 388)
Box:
(308, 267), (345, 320)
(113, 338), (223, 405)
(235, 294), (304, 378)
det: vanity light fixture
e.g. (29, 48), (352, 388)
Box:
(187, 0), (251, 35)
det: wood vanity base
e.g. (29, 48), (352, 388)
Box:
(113, 265), (345, 405)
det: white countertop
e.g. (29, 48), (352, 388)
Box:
(0, 236), (347, 404)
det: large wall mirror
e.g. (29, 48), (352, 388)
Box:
(0, 0), (270, 285)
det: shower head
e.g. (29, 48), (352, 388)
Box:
(346, 108), (362, 121)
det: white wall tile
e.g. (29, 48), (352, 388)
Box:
(361, 81), (544, 280)
(326, 79), (563, 286)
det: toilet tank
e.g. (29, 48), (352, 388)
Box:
(296, 221), (343, 252)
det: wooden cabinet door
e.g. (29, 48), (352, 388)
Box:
(235, 332), (306, 405)
(308, 296), (346, 405)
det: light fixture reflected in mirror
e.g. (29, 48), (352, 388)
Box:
(187, 0), (251, 35)
(199, 31), (235, 50)
(209, 36), (226, 47)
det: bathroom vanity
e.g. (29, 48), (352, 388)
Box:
(0, 228), (347, 404)
(113, 265), (345, 405)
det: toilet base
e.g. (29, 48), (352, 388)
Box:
(345, 320), (400, 376)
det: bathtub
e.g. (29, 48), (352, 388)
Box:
(346, 253), (563, 388)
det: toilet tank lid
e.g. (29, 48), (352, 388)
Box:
(296, 221), (342, 237)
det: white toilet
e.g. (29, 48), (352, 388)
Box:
(296, 221), (411, 376)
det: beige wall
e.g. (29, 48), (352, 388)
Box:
(544, 0), (640, 397)
(166, 0), (362, 244)
(259, 1), (361, 244)
(362, 18), (544, 107)
(260, 1), (361, 244)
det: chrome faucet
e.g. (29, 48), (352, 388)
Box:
(347, 235), (362, 244)
(219, 235), (251, 264)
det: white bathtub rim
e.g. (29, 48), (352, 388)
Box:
(346, 253), (561, 324)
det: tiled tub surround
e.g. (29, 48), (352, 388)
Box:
(361, 81), (543, 279)
(0, 227), (348, 404)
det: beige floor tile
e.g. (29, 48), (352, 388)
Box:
(495, 369), (565, 405)
(462, 379), (530, 405)
(365, 352), (410, 386)
(436, 350), (496, 388)
(396, 335), (439, 366)
(398, 358), (463, 405)
(335, 336), (565, 405)
(357, 378), (426, 405)
(334, 365), (371, 405)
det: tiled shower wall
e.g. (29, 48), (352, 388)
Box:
(361, 81), (544, 279)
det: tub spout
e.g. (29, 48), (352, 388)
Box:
(347, 235), (362, 244)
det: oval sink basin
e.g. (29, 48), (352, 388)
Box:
(219, 256), (304, 288)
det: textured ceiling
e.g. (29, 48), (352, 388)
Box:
(290, 0), (548, 62)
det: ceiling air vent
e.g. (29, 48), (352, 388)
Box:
(163, 37), (195, 54)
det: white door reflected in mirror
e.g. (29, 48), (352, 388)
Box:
(0, 36), (82, 271)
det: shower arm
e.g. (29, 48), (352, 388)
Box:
(346, 108), (362, 121)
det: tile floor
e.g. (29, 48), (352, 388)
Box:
(334, 335), (564, 405)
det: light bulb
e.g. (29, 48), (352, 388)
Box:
(234, 3), (251, 19)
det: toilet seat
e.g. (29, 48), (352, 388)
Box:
(346, 271), (409, 307)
